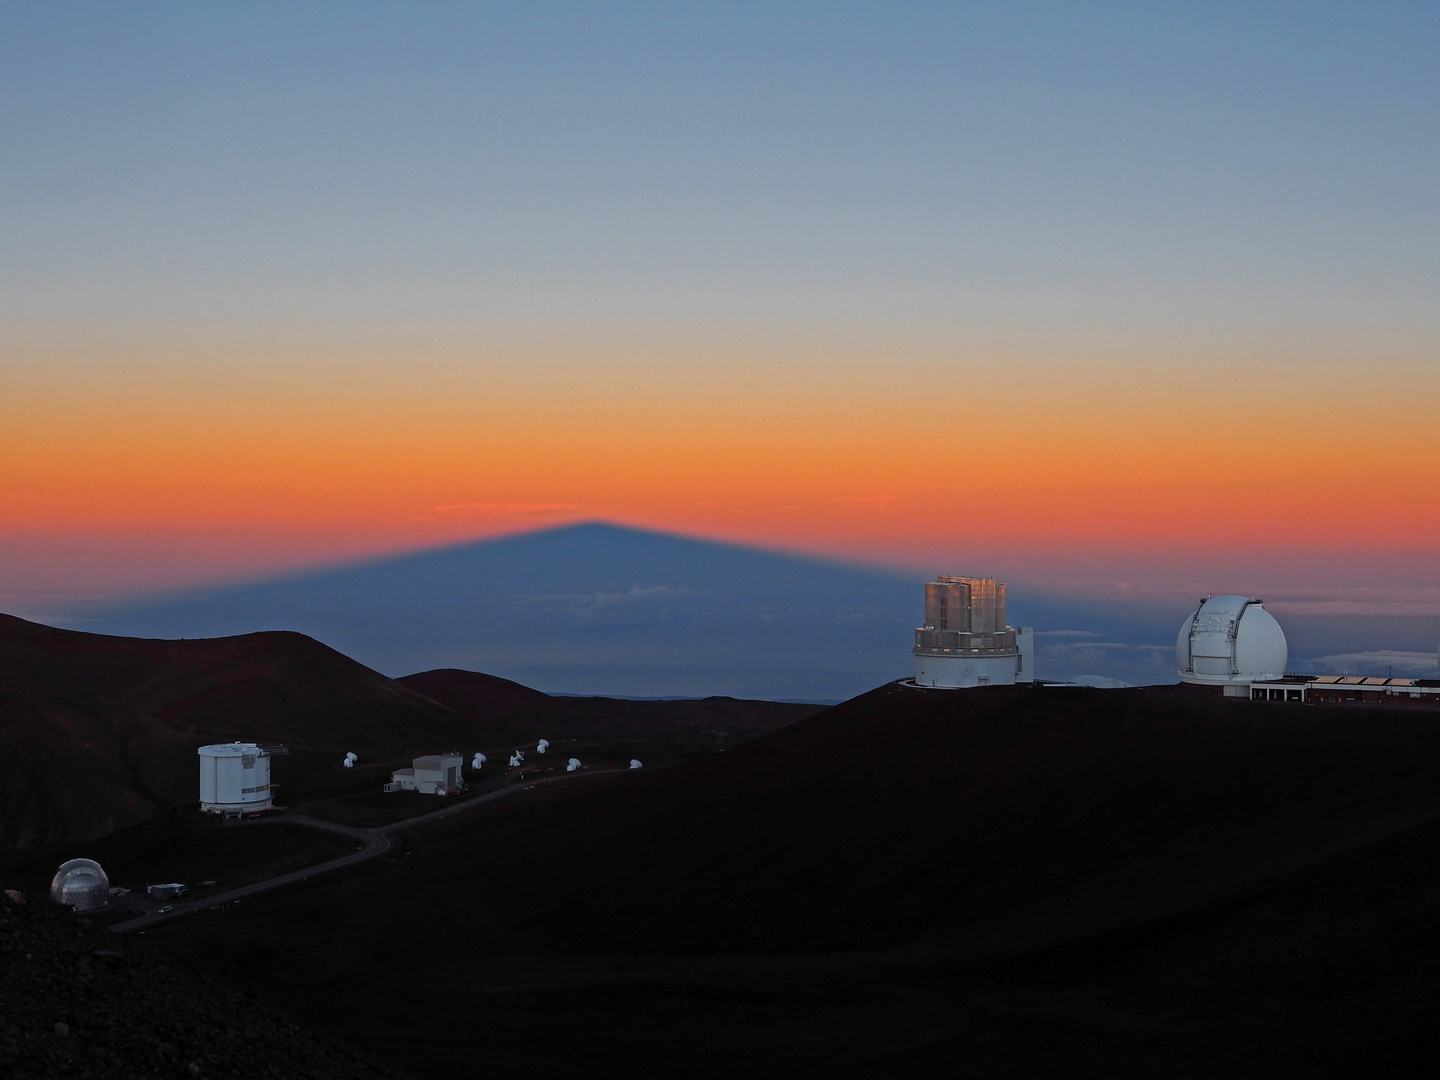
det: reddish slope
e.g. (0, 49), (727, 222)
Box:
(0, 614), (471, 851)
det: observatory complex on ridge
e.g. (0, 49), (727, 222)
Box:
(905, 581), (1438, 700)
(1177, 594), (1440, 704)
(913, 576), (1034, 687)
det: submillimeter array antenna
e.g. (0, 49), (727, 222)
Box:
(629, 759), (643, 770)
(508, 752), (522, 767)
(537, 739), (550, 754)
(343, 752), (358, 768)
(566, 757), (582, 772)
(472, 752), (486, 769)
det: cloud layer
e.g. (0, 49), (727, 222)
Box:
(1306, 650), (1439, 675)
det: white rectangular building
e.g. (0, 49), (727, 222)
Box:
(385, 753), (463, 795)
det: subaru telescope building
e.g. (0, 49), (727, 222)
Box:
(914, 576), (1034, 687)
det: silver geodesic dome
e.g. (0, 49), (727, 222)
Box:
(50, 858), (110, 913)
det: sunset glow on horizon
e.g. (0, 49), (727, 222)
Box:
(6, 333), (1436, 608)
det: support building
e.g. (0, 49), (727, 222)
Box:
(385, 753), (464, 795)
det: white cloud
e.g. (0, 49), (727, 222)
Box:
(506, 584), (698, 618)
(583, 585), (695, 609)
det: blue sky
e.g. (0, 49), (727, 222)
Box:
(5, 2), (1437, 346)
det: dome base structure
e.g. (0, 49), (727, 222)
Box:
(915, 648), (1030, 688)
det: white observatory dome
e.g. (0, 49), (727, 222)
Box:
(50, 858), (110, 913)
(1177, 595), (1288, 687)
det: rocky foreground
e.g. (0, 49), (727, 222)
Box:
(0, 890), (404, 1080)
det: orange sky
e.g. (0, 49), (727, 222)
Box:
(4, 336), (1436, 608)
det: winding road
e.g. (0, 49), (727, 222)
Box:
(109, 769), (618, 935)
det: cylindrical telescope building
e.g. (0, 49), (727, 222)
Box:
(914, 576), (1034, 687)
(198, 742), (274, 814)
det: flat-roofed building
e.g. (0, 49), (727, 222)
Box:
(1244, 674), (1440, 704)
(385, 753), (464, 795)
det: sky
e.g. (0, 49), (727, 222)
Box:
(2, 2), (1438, 626)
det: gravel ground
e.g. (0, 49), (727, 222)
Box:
(0, 889), (408, 1080)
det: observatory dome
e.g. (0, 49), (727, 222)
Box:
(50, 858), (110, 913)
(1177, 595), (1287, 688)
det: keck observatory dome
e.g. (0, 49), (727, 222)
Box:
(1177, 595), (1288, 690)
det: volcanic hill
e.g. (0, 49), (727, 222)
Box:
(0, 614), (819, 853)
(145, 682), (1440, 1076)
(358, 681), (1440, 955)
(0, 613), (472, 852)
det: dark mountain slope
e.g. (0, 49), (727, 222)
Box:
(0, 890), (404, 1079)
(0, 613), (471, 852)
(392, 668), (553, 739)
(397, 667), (824, 743)
(142, 685), (1440, 1078)
(408, 683), (1440, 956)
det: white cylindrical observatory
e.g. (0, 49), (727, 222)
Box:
(198, 742), (274, 814)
